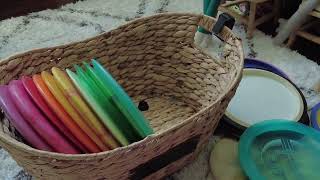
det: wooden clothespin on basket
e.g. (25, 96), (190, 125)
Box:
(199, 0), (222, 34)
(196, 0), (236, 47)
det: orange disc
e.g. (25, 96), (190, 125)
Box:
(33, 74), (100, 153)
(52, 67), (119, 149)
(41, 71), (109, 151)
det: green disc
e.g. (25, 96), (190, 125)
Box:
(77, 64), (141, 142)
(67, 68), (130, 146)
(90, 59), (154, 137)
(83, 62), (146, 138)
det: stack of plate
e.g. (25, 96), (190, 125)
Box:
(244, 58), (289, 79)
(217, 58), (309, 137)
(311, 102), (320, 130)
(0, 59), (153, 154)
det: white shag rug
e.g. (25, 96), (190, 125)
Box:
(0, 0), (319, 179)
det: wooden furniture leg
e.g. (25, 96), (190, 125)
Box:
(286, 18), (320, 47)
(219, 0), (277, 39)
(247, 1), (257, 38)
(274, 0), (319, 45)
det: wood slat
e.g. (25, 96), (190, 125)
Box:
(310, 10), (320, 18)
(296, 30), (320, 44)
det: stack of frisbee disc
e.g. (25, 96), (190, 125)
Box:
(0, 59), (153, 154)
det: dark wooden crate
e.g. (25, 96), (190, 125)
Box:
(1, 0), (76, 20)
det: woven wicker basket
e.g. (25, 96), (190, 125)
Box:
(0, 13), (243, 179)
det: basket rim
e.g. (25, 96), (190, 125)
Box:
(0, 12), (202, 64)
(0, 12), (244, 159)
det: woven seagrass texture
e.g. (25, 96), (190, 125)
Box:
(0, 13), (243, 179)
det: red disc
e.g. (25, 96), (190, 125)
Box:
(22, 76), (87, 153)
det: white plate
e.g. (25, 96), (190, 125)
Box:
(226, 69), (303, 127)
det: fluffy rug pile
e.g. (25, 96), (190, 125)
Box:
(0, 0), (319, 179)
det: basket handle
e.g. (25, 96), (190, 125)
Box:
(198, 13), (235, 42)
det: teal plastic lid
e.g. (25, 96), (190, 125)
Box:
(239, 120), (320, 180)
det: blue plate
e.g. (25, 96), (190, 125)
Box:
(239, 120), (320, 180)
(244, 58), (289, 79)
(311, 102), (320, 130)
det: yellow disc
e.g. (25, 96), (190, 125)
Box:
(41, 71), (109, 151)
(210, 138), (246, 180)
(52, 67), (119, 149)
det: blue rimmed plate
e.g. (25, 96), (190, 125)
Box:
(244, 58), (289, 79)
(311, 102), (320, 130)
